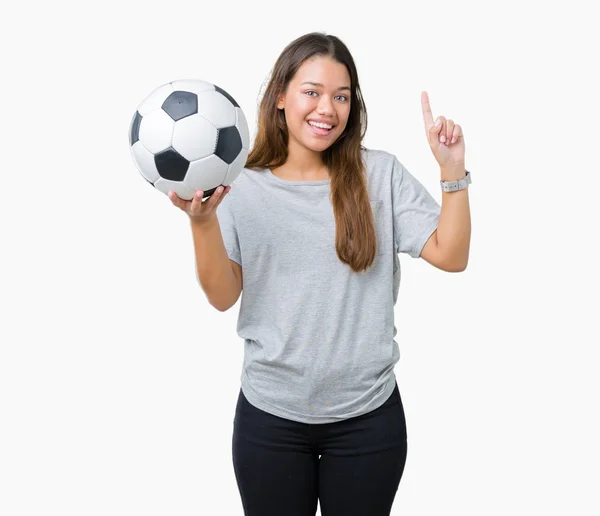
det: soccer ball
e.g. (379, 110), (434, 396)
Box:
(129, 79), (250, 200)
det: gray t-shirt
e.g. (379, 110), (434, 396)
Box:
(216, 147), (441, 424)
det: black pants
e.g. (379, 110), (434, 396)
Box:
(232, 382), (408, 516)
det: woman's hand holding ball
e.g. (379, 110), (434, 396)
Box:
(168, 186), (231, 225)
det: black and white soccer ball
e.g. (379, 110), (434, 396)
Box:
(129, 79), (250, 200)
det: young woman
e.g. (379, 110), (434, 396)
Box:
(170, 31), (471, 516)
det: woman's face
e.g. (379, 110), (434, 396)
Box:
(277, 55), (352, 154)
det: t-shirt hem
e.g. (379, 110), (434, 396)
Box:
(412, 217), (440, 258)
(240, 371), (397, 425)
(225, 248), (242, 266)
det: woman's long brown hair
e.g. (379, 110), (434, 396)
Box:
(245, 32), (377, 273)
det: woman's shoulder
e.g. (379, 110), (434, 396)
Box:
(361, 147), (399, 178)
(226, 166), (262, 195)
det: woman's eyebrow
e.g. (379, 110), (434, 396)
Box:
(300, 81), (351, 92)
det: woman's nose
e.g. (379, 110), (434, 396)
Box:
(317, 98), (335, 115)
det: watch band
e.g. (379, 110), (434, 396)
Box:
(440, 170), (471, 192)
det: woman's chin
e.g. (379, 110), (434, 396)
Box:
(303, 138), (335, 152)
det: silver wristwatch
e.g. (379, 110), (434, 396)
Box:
(440, 170), (471, 192)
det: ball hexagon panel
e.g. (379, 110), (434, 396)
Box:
(184, 154), (229, 195)
(223, 147), (249, 186)
(154, 174), (195, 200)
(214, 85), (239, 107)
(234, 107), (250, 150)
(162, 91), (197, 121)
(138, 109), (175, 154)
(137, 83), (175, 116)
(130, 141), (160, 183)
(215, 126), (242, 165)
(171, 113), (218, 161)
(195, 90), (236, 128)
(170, 79), (215, 95)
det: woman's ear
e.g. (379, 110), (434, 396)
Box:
(277, 92), (285, 110)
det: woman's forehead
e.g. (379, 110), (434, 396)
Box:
(292, 56), (350, 86)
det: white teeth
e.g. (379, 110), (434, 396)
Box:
(308, 121), (333, 130)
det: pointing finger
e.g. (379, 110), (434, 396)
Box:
(421, 91), (435, 129)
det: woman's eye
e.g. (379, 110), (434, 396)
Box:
(305, 91), (348, 102)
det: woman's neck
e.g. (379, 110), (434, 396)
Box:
(272, 141), (329, 181)
(271, 163), (330, 181)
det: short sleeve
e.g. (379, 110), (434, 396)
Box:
(215, 189), (242, 266)
(391, 157), (441, 258)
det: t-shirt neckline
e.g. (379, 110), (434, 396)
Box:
(265, 168), (330, 186)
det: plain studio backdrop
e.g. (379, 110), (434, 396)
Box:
(1, 0), (598, 514)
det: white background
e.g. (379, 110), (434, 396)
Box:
(1, 0), (598, 514)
